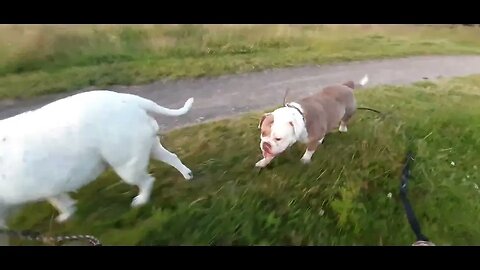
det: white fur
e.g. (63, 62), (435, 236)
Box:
(0, 90), (194, 227)
(264, 107), (306, 150)
(359, 74), (369, 86)
(255, 156), (274, 168)
(339, 121), (348, 133)
(300, 149), (315, 164)
(300, 137), (324, 164)
(255, 104), (307, 168)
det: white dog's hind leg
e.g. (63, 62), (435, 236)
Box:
(48, 193), (77, 223)
(151, 137), (193, 180)
(104, 132), (158, 208)
(113, 158), (156, 208)
(129, 174), (155, 208)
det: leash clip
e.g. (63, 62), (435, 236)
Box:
(412, 240), (435, 246)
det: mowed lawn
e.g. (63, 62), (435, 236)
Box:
(8, 75), (480, 245)
(1, 24), (480, 99)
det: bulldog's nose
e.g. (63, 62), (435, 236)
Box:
(262, 142), (271, 150)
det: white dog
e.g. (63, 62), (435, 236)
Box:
(0, 90), (194, 227)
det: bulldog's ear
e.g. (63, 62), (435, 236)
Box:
(289, 120), (302, 136)
(342, 80), (355, 89)
(258, 113), (272, 129)
(289, 121), (295, 134)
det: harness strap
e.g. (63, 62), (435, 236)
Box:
(285, 103), (305, 123)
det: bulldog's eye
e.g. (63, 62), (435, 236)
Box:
(275, 137), (282, 141)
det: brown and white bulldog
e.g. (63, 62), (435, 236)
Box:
(255, 75), (369, 168)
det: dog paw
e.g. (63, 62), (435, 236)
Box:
(131, 195), (148, 208)
(255, 159), (268, 168)
(300, 157), (311, 164)
(182, 169), (193, 180)
(338, 125), (348, 133)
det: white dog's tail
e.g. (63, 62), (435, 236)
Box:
(131, 95), (194, 116)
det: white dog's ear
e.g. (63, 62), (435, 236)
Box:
(258, 113), (272, 129)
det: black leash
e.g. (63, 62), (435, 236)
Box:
(357, 107), (382, 114)
(399, 151), (435, 246)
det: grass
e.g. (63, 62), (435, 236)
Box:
(2, 24), (480, 100)
(7, 74), (480, 245)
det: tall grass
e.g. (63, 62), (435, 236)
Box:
(1, 24), (480, 99)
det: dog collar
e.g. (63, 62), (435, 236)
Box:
(285, 103), (305, 123)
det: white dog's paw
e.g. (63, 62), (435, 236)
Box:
(182, 168), (193, 180)
(131, 195), (149, 208)
(300, 157), (311, 164)
(339, 125), (348, 133)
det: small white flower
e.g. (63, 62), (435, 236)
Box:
(474, 183), (479, 190)
(451, 161), (455, 166)
(387, 192), (392, 198)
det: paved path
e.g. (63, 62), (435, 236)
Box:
(2, 55), (480, 132)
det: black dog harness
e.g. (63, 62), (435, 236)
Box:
(285, 103), (305, 122)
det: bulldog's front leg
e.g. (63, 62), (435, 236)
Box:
(300, 137), (324, 164)
(255, 156), (275, 168)
(300, 150), (314, 164)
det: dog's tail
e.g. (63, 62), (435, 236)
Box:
(343, 74), (369, 89)
(131, 95), (194, 117)
(359, 74), (369, 87)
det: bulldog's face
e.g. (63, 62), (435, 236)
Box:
(258, 108), (301, 158)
